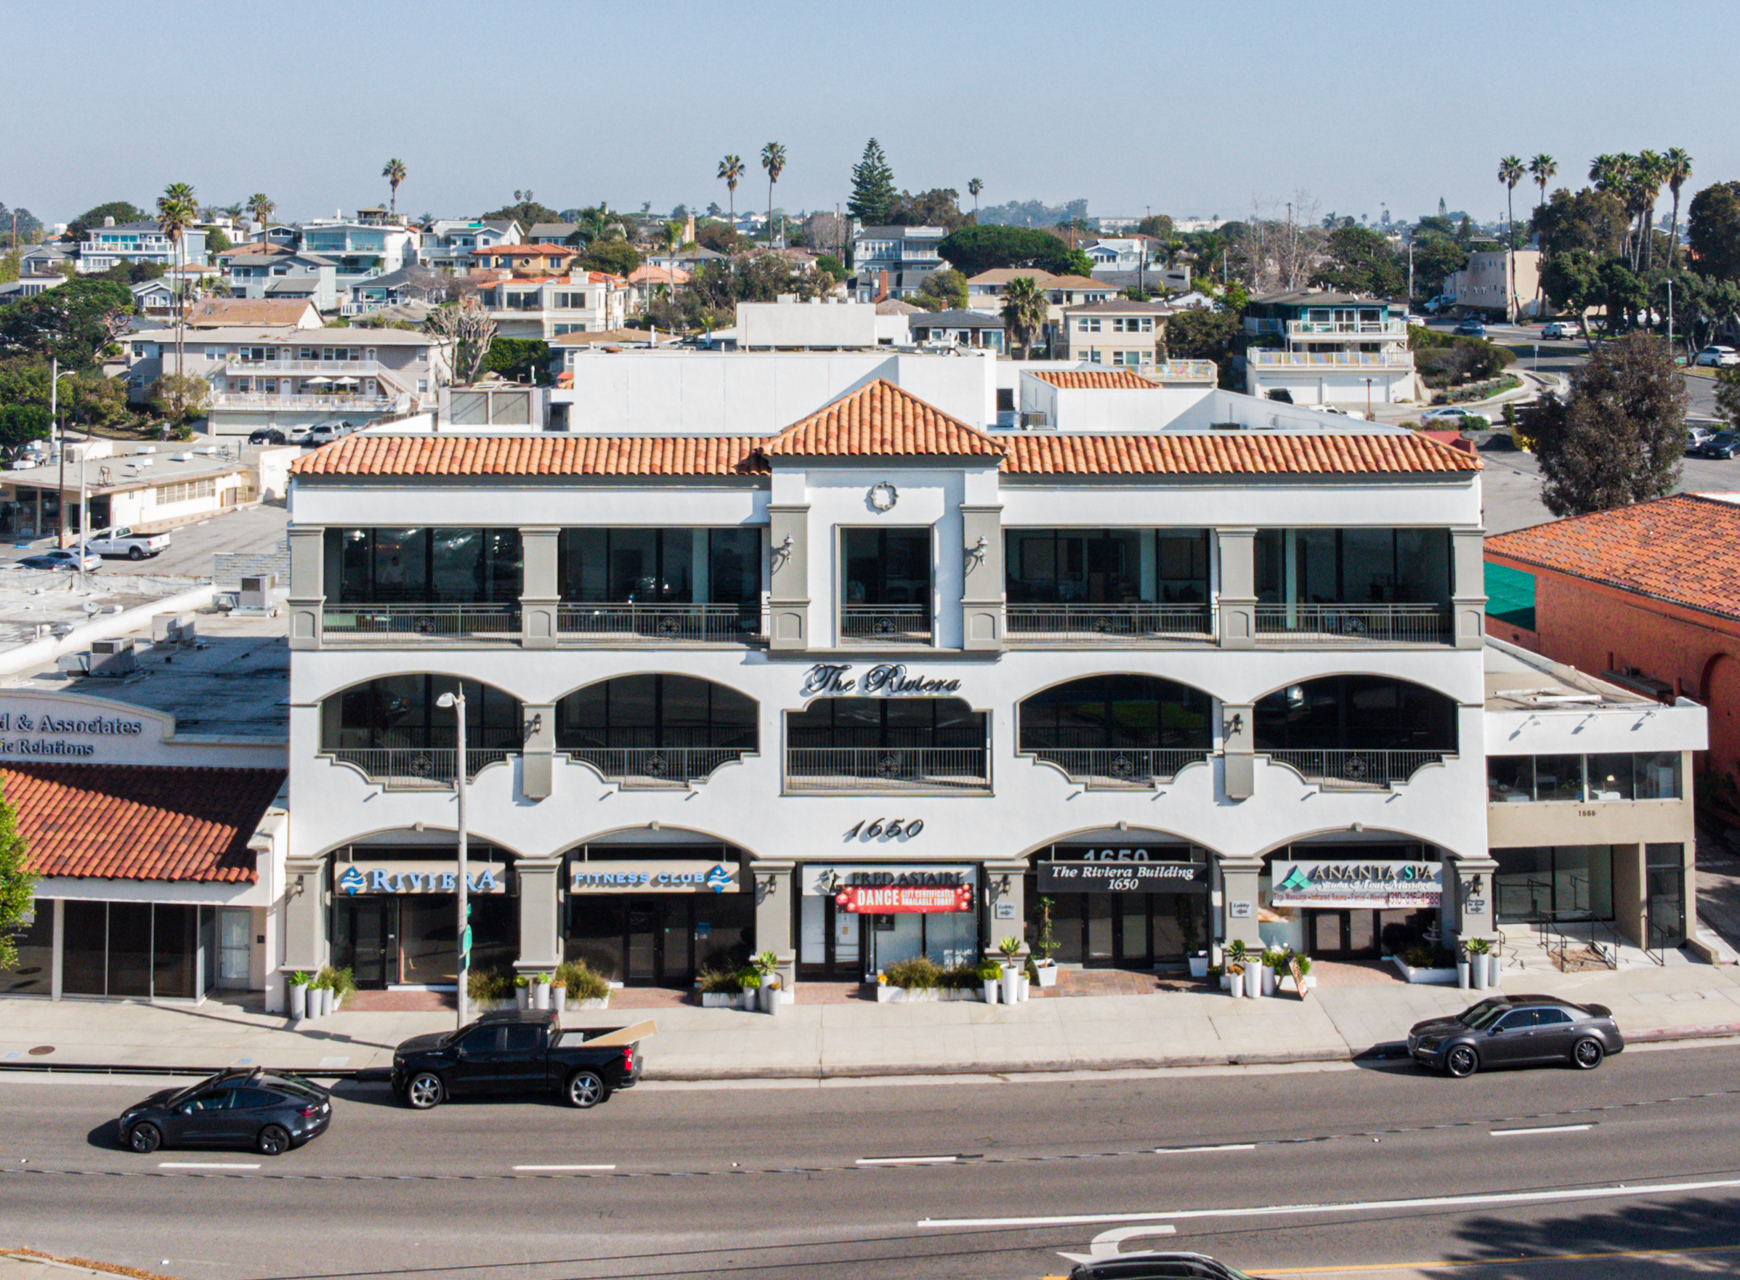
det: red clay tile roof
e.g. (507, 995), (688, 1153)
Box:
(291, 434), (769, 477)
(1001, 431), (1481, 475)
(1485, 493), (1740, 621)
(2, 765), (284, 882)
(762, 379), (1004, 458)
(1028, 370), (1158, 390)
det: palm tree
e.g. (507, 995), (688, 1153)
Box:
(247, 193), (275, 242)
(717, 155), (745, 224)
(1664, 147), (1693, 268)
(1001, 275), (1047, 358)
(1632, 150), (1666, 270)
(968, 178), (983, 215)
(156, 183), (197, 417)
(1528, 154), (1557, 225)
(760, 142), (786, 249)
(382, 159), (407, 219)
(1498, 156), (1524, 320)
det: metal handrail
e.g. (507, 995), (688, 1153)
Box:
(564, 746), (751, 788)
(785, 747), (988, 792)
(840, 605), (931, 645)
(324, 602), (521, 640)
(1254, 602), (1447, 644)
(1025, 747), (1212, 787)
(556, 602), (764, 643)
(1644, 920), (1672, 967)
(324, 747), (513, 786)
(1006, 602), (1213, 643)
(1263, 749), (1450, 790)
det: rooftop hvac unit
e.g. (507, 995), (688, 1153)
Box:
(238, 575), (276, 608)
(1019, 411), (1053, 430)
(86, 638), (137, 677)
(152, 612), (196, 646)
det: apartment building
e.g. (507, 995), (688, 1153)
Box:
(76, 219), (208, 274)
(475, 271), (628, 339)
(1242, 291), (1417, 407)
(1062, 299), (1175, 367)
(1445, 247), (1543, 320)
(297, 216), (419, 280)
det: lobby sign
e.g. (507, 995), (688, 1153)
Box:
(1038, 861), (1208, 893)
(1270, 860), (1441, 909)
(571, 861), (738, 894)
(834, 884), (974, 914)
(800, 663), (962, 697)
(803, 864), (977, 897)
(339, 861), (511, 895)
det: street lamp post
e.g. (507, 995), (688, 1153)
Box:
(1365, 378), (1373, 419)
(49, 358), (75, 547)
(437, 688), (469, 1031)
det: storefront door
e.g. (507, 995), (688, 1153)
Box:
(1646, 844), (1686, 950)
(333, 899), (395, 989)
(217, 909), (251, 988)
(798, 894), (864, 980)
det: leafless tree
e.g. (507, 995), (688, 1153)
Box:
(427, 296), (495, 384)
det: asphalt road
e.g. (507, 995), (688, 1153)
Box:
(3, 1045), (1738, 1280)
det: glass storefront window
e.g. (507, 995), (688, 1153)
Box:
(1489, 755), (1534, 801)
(54, 902), (205, 999)
(328, 527), (522, 604)
(0, 908), (53, 995)
(1532, 755), (1585, 802)
(105, 903), (152, 998)
(152, 904), (197, 1000)
(1494, 846), (1614, 922)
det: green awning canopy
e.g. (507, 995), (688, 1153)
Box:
(1485, 561), (1535, 630)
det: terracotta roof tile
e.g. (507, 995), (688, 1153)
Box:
(1485, 493), (1740, 621)
(291, 434), (769, 477)
(3, 765), (284, 883)
(762, 379), (1004, 458)
(1001, 431), (1481, 476)
(1028, 370), (1158, 390)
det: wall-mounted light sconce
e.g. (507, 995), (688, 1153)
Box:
(293, 874), (306, 898)
(965, 535), (987, 569)
(773, 533), (794, 571)
(1223, 712), (1244, 739)
(523, 713), (543, 739)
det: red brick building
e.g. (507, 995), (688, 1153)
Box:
(1485, 493), (1740, 780)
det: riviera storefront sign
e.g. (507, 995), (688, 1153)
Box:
(1269, 860), (1441, 909)
(339, 862), (509, 895)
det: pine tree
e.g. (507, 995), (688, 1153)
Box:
(848, 138), (898, 226)
(0, 782), (36, 971)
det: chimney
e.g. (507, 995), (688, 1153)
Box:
(103, 215), (115, 227)
(876, 269), (889, 303)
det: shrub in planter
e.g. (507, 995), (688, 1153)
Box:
(317, 965), (356, 1012)
(556, 959), (610, 1005)
(467, 967), (516, 1006)
(884, 956), (942, 990)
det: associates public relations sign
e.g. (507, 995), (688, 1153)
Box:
(1269, 860), (1442, 909)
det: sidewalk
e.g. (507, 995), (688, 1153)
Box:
(3, 958), (1736, 1085)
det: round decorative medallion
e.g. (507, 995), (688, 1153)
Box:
(875, 753), (903, 779)
(409, 752), (435, 778)
(645, 752), (669, 777)
(873, 616), (897, 635)
(1342, 755), (1371, 780)
(868, 481), (899, 512)
(1109, 753), (1136, 780)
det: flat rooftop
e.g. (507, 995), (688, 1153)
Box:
(1484, 637), (1656, 713)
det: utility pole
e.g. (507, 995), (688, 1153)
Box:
(76, 440), (88, 593)
(50, 357), (74, 547)
(437, 688), (470, 1030)
(1407, 227), (1415, 305)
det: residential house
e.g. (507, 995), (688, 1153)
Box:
(626, 264), (690, 312)
(76, 219), (208, 274)
(343, 265), (452, 317)
(1445, 248), (1543, 320)
(297, 217), (419, 280)
(186, 298), (325, 329)
(1063, 299), (1174, 367)
(469, 243), (579, 277)
(474, 270), (628, 339)
(909, 309), (1005, 353)
(1242, 290), (1416, 407)
(422, 219), (520, 270)
(18, 242), (72, 277)
(526, 223), (577, 246)
(850, 225), (946, 301)
(221, 246), (341, 312)
(965, 270), (1114, 354)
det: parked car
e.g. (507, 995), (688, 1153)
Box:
(1694, 345), (1740, 368)
(305, 424), (343, 445)
(16, 548), (100, 572)
(83, 526), (171, 560)
(1419, 406), (1471, 424)
(1454, 319), (1488, 337)
(1688, 426), (1716, 452)
(1424, 294), (1456, 314)
(391, 1009), (643, 1110)
(1542, 320), (1582, 339)
(248, 427), (287, 445)
(1695, 431), (1740, 459)
(1064, 1251), (1272, 1279)
(1408, 995), (1624, 1078)
(118, 1067), (331, 1156)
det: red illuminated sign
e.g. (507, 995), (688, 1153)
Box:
(834, 885), (974, 914)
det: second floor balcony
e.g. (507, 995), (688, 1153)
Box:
(1006, 528), (1211, 646)
(557, 527), (763, 645)
(558, 675), (758, 789)
(1256, 674), (1458, 791)
(320, 675), (522, 789)
(1019, 675), (1213, 789)
(1255, 527), (1453, 645)
(1247, 350), (1412, 368)
(1286, 318), (1408, 339)
(322, 527), (523, 644)
(212, 392), (400, 411)
(786, 697), (988, 793)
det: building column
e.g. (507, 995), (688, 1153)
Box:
(1610, 843), (1645, 947)
(1217, 857), (1263, 952)
(767, 506), (810, 652)
(750, 861), (796, 989)
(282, 857), (328, 973)
(1444, 852), (1498, 942)
(1451, 528), (1486, 650)
(520, 526), (560, 649)
(1216, 528), (1257, 649)
(286, 524), (324, 650)
(50, 899), (64, 1001)
(519, 702), (555, 801)
(982, 859), (1028, 956)
(1220, 701), (1255, 801)
(959, 505), (1005, 652)
(515, 859), (563, 972)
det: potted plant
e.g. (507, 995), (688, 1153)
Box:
(697, 968), (741, 1008)
(549, 973), (568, 1012)
(996, 935), (1023, 1006)
(1031, 896), (1061, 988)
(1182, 905), (1209, 978)
(1466, 936), (1490, 990)
(1206, 962), (1223, 989)
(1456, 941), (1471, 989)
(562, 960), (611, 1009)
(1226, 939), (1249, 996)
(1225, 960), (1245, 998)
(530, 972), (550, 1011)
(739, 968), (761, 1011)
(515, 973), (530, 1010)
(1485, 940), (1502, 989)
(1263, 949), (1287, 997)
(287, 971), (310, 1021)
(323, 966), (355, 1013)
(764, 973), (784, 1015)
(977, 959), (1001, 1004)
(752, 950), (781, 1012)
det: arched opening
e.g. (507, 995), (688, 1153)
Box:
(320, 675), (522, 784)
(1256, 830), (1447, 961)
(1018, 674), (1213, 786)
(1255, 674), (1457, 788)
(556, 675), (758, 787)
(786, 696), (988, 792)
(1024, 828), (1213, 969)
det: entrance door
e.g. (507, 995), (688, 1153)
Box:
(217, 909), (251, 989)
(1646, 860), (1686, 950)
(625, 900), (660, 985)
(1308, 910), (1383, 960)
(335, 900), (395, 989)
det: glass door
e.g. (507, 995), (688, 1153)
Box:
(217, 909), (251, 988)
(1646, 844), (1686, 949)
(334, 899), (396, 989)
(625, 900), (659, 984)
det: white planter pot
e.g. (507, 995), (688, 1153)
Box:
(319, 987), (334, 1017)
(744, 987), (762, 1010)
(1033, 963), (1059, 989)
(701, 992), (737, 1008)
(550, 987), (567, 1011)
(288, 984), (307, 1020)
(1018, 975), (1031, 1002)
(1457, 960), (1470, 989)
(1470, 956), (1489, 989)
(1261, 966), (1277, 997)
(575, 996), (609, 1010)
(515, 988), (529, 1010)
(1000, 967), (1021, 1006)
(766, 986), (784, 1015)
(531, 983), (549, 1011)
(1486, 954), (1502, 988)
(982, 979), (999, 1004)
(1227, 971), (1245, 998)
(1188, 954), (1209, 979)
(875, 984), (896, 1003)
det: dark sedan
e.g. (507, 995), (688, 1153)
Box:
(1454, 319), (1487, 337)
(1695, 431), (1740, 459)
(1409, 995), (1624, 1078)
(118, 1067), (332, 1156)
(1065, 1252), (1270, 1279)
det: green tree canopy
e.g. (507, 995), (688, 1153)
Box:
(814, 254), (848, 284)
(483, 337), (551, 384)
(63, 201), (148, 242)
(1135, 214), (1174, 240)
(1411, 235), (1469, 295)
(848, 138), (898, 226)
(477, 197), (562, 229)
(695, 221), (748, 254)
(1161, 306), (1242, 387)
(1523, 332), (1686, 516)
(938, 224), (1093, 277)
(1531, 186), (1629, 261)
(888, 188), (966, 230)
(1687, 180), (1740, 283)
(0, 203), (43, 247)
(0, 780), (35, 972)
(1311, 225), (1405, 297)
(0, 402), (51, 456)
(0, 276), (135, 368)
(579, 240), (642, 278)
(915, 269), (968, 310)
(1540, 248), (1602, 313)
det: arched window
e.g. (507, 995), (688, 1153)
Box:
(557, 675), (757, 786)
(786, 697), (987, 791)
(1255, 675), (1456, 788)
(322, 676), (522, 781)
(1019, 675), (1211, 784)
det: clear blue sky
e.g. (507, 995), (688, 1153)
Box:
(5, 0), (1737, 228)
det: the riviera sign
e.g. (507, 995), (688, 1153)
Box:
(339, 863), (509, 895)
(801, 664), (962, 696)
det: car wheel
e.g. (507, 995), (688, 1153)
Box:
(1445, 1045), (1479, 1078)
(127, 1122), (162, 1154)
(128, 547), (143, 561)
(257, 1124), (291, 1156)
(565, 1070), (606, 1109)
(405, 1072), (444, 1110)
(1571, 1037), (1604, 1070)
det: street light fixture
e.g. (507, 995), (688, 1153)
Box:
(436, 688), (469, 1030)
(50, 357), (76, 548)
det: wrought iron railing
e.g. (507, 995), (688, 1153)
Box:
(324, 748), (514, 786)
(1027, 747), (1212, 787)
(1644, 919), (1673, 967)
(565, 747), (751, 788)
(556, 602), (763, 643)
(1264, 749), (1450, 790)
(839, 605), (932, 645)
(1254, 602), (1447, 644)
(785, 747), (988, 792)
(323, 603), (521, 640)
(1006, 602), (1212, 644)
(1247, 350), (1411, 366)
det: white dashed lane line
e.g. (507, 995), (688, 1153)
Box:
(1491, 1123), (1595, 1137)
(158, 1162), (260, 1170)
(1153, 1143), (1257, 1154)
(512, 1164), (616, 1172)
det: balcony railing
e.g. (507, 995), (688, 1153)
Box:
(556, 602), (764, 644)
(840, 605), (932, 645)
(1150, 360), (1217, 381)
(325, 748), (514, 786)
(1254, 603), (1447, 644)
(1287, 319), (1409, 338)
(1248, 350), (1411, 367)
(1027, 747), (1212, 787)
(224, 358), (385, 375)
(211, 393), (400, 411)
(785, 747), (989, 793)
(1265, 749), (1451, 791)
(1007, 602), (1213, 645)
(565, 747), (751, 788)
(323, 602), (522, 641)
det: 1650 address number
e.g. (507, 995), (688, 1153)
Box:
(844, 818), (924, 841)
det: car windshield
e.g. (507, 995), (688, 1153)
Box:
(1458, 999), (1509, 1030)
(165, 1071), (234, 1107)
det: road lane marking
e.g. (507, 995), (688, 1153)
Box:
(1058, 1224), (1177, 1264)
(157, 1162), (260, 1170)
(1491, 1123), (1594, 1137)
(1154, 1143), (1257, 1154)
(513, 1164), (615, 1172)
(858, 1155), (961, 1166)
(918, 1175), (1740, 1229)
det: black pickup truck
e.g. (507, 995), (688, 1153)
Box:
(391, 1010), (643, 1110)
